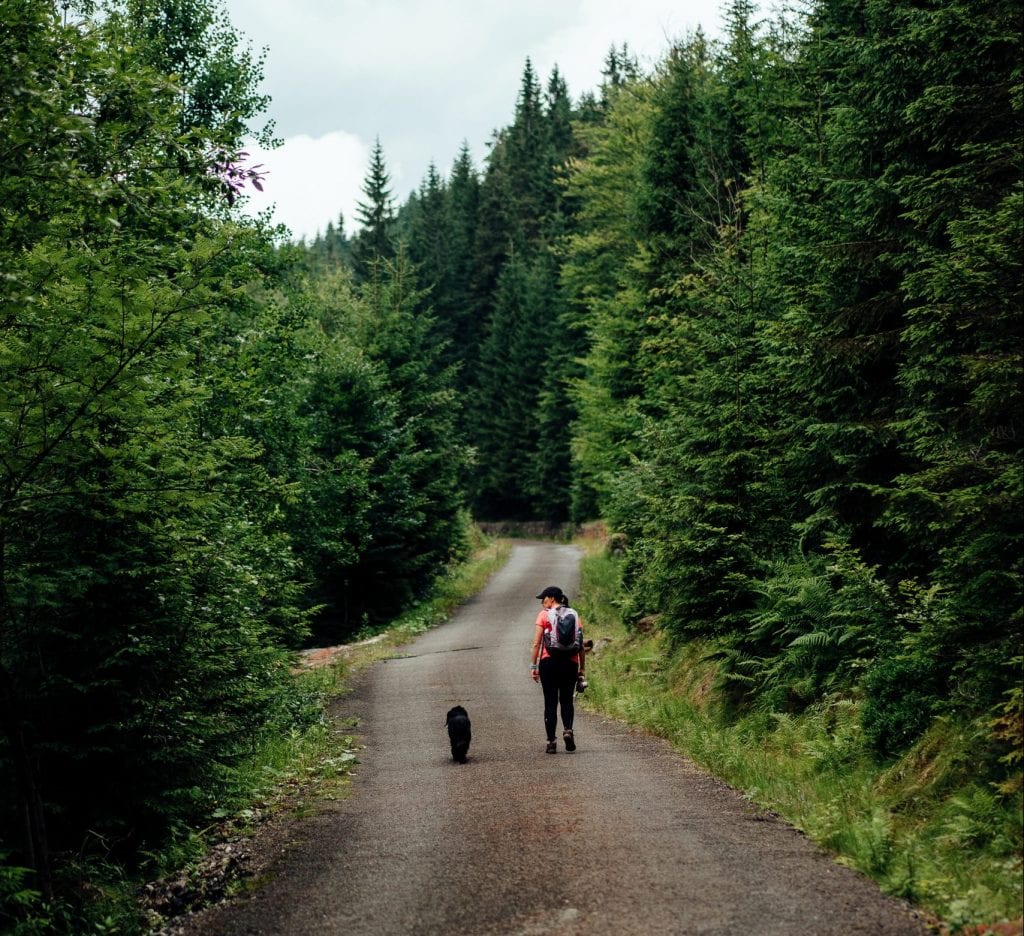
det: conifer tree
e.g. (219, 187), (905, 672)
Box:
(351, 137), (397, 281)
(406, 162), (452, 347)
(524, 249), (574, 521)
(353, 249), (468, 614)
(837, 0), (1022, 717)
(444, 143), (483, 369)
(599, 43), (639, 108)
(308, 212), (350, 270)
(470, 129), (516, 318)
(543, 66), (575, 229)
(562, 77), (656, 520)
(506, 58), (549, 247)
(471, 253), (547, 519)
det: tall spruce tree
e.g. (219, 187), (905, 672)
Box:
(604, 32), (778, 634)
(464, 59), (587, 520)
(471, 253), (549, 518)
(444, 143), (483, 372)
(562, 76), (656, 521)
(406, 162), (455, 354)
(842, 0), (1022, 718)
(351, 137), (397, 282)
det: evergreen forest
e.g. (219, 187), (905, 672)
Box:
(1, 0), (1021, 930)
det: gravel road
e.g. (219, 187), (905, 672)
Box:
(177, 542), (932, 935)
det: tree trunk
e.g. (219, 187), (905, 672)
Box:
(0, 539), (53, 900)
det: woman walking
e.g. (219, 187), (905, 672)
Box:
(530, 586), (586, 753)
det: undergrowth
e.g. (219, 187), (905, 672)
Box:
(575, 548), (1023, 933)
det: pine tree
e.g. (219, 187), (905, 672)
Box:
(308, 212), (350, 270)
(471, 129), (515, 319)
(562, 76), (656, 520)
(353, 249), (468, 616)
(351, 137), (397, 281)
(444, 143), (483, 370)
(524, 249), (574, 521)
(506, 58), (549, 246)
(850, 0), (1023, 715)
(599, 43), (640, 109)
(471, 253), (547, 519)
(406, 162), (453, 350)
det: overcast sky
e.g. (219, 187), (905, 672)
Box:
(223, 0), (729, 242)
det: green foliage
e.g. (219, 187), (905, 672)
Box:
(0, 856), (43, 934)
(117, 0), (274, 145)
(471, 253), (550, 519)
(545, 13), (1024, 928)
(709, 543), (891, 712)
(346, 251), (469, 622)
(350, 138), (397, 281)
(0, 2), (473, 930)
(862, 656), (943, 756)
(4, 0), (1020, 926)
(0, 4), (312, 919)
(561, 78), (655, 520)
(990, 660), (1024, 797)
(224, 254), (469, 642)
(388, 58), (593, 522)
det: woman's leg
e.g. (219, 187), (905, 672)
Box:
(558, 660), (579, 732)
(538, 658), (560, 742)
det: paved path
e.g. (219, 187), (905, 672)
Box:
(179, 543), (930, 935)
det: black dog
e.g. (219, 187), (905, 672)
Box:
(445, 705), (471, 763)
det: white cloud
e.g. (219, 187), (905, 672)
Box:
(236, 131), (370, 242)
(239, 0), (577, 80)
(533, 0), (719, 92)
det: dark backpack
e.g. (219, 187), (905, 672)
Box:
(544, 606), (582, 655)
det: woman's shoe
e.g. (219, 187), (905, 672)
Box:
(563, 729), (576, 752)
(546, 740), (557, 754)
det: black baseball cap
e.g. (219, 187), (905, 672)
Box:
(535, 586), (564, 600)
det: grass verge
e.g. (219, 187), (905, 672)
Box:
(575, 546), (1023, 935)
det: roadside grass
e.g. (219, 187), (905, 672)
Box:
(575, 547), (1023, 934)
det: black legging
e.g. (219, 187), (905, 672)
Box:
(539, 655), (579, 741)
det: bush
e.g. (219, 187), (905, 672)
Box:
(862, 654), (943, 755)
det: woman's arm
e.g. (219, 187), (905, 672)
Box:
(530, 624), (543, 681)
